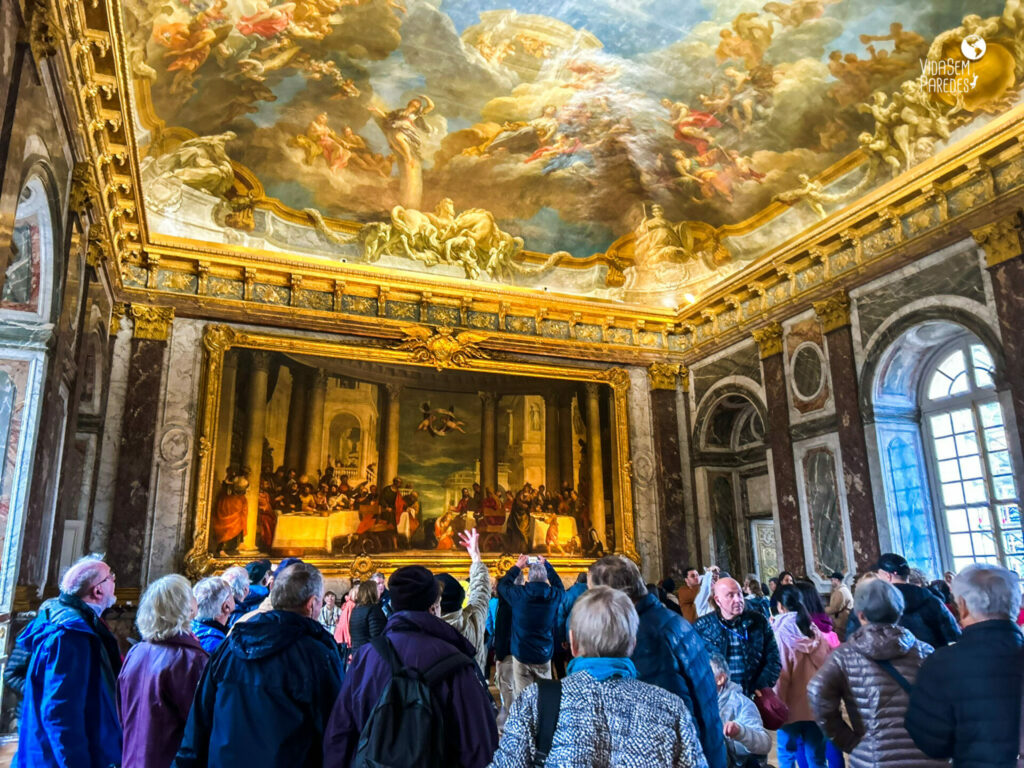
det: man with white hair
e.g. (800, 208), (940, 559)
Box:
(905, 563), (1024, 766)
(222, 564), (252, 627)
(6, 555), (123, 767)
(191, 576), (235, 654)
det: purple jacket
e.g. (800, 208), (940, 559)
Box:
(118, 633), (208, 768)
(323, 611), (498, 768)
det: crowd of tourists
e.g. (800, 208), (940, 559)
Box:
(4, 538), (1022, 768)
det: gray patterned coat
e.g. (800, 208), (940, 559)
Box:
(487, 671), (709, 768)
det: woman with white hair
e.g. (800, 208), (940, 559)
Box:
(118, 574), (209, 768)
(488, 585), (709, 768)
(806, 579), (945, 768)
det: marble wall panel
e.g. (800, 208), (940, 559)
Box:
(144, 318), (205, 583)
(783, 315), (833, 421)
(692, 341), (761, 407)
(626, 368), (662, 580)
(794, 435), (855, 586)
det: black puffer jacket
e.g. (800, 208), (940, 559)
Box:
(348, 604), (386, 651)
(905, 619), (1024, 768)
(807, 623), (945, 768)
(846, 583), (960, 648)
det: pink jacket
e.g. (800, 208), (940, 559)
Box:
(334, 599), (355, 645)
(773, 611), (832, 723)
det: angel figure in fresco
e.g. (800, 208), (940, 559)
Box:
(762, 0), (829, 28)
(716, 12), (773, 69)
(339, 127), (393, 176)
(672, 149), (734, 203)
(859, 22), (927, 59)
(661, 99), (722, 157)
(294, 113), (351, 172)
(236, 0), (294, 40)
(436, 405), (467, 435)
(699, 85), (754, 134)
(153, 0), (231, 94)
(369, 96), (435, 208)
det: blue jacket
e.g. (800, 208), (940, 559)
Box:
(632, 591), (729, 768)
(174, 610), (344, 768)
(191, 619), (228, 655)
(498, 563), (564, 664)
(228, 584), (268, 627)
(13, 594), (122, 768)
(555, 581), (588, 648)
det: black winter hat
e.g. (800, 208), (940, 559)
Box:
(246, 559), (272, 585)
(875, 553), (910, 578)
(389, 565), (439, 612)
(436, 573), (465, 614)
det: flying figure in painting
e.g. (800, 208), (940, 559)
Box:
(416, 403), (467, 437)
(369, 96), (435, 208)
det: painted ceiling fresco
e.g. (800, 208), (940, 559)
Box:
(125, 0), (1022, 298)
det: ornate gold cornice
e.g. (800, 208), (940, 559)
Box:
(649, 363), (680, 391)
(129, 304), (174, 341)
(679, 365), (690, 393)
(813, 289), (852, 333)
(393, 325), (490, 370)
(26, 0), (58, 61)
(108, 302), (126, 336)
(752, 323), (784, 359)
(971, 214), (1024, 268)
(70, 161), (99, 218)
(86, 224), (108, 268)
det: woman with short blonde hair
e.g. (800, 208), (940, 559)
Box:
(489, 585), (707, 767)
(118, 574), (209, 768)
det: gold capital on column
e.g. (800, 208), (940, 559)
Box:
(972, 215), (1024, 268)
(679, 365), (691, 393)
(752, 322), (784, 359)
(648, 363), (680, 391)
(109, 303), (127, 336)
(813, 289), (852, 333)
(129, 304), (174, 341)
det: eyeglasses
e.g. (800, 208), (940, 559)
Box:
(93, 571), (116, 588)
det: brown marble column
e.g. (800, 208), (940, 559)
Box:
(973, 215), (1024, 453)
(303, 370), (327, 477)
(648, 364), (691, 568)
(241, 351), (270, 552)
(677, 367), (702, 565)
(283, 366), (307, 472)
(480, 392), (499, 492)
(543, 392), (561, 493)
(213, 353), (238, 484)
(107, 305), (173, 587)
(558, 392), (574, 489)
(584, 382), (606, 545)
(753, 322), (804, 572)
(381, 383), (401, 485)
(813, 290), (881, 570)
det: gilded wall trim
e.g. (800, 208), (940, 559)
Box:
(971, 213), (1024, 268)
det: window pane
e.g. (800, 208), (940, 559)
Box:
(954, 431), (978, 457)
(946, 506), (969, 532)
(993, 474), (1018, 499)
(954, 556), (976, 572)
(1003, 530), (1023, 560)
(985, 426), (1007, 451)
(938, 349), (967, 378)
(931, 413), (953, 437)
(972, 531), (998, 556)
(942, 483), (966, 507)
(988, 450), (1013, 477)
(950, 532), (974, 557)
(1006, 556), (1024, 580)
(979, 401), (1004, 428)
(971, 345), (996, 389)
(949, 371), (970, 396)
(999, 504), (1021, 528)
(938, 459), (961, 482)
(928, 373), (953, 400)
(951, 408), (974, 434)
(935, 436), (957, 460)
(963, 479), (988, 504)
(959, 456), (983, 480)
(967, 506), (992, 530)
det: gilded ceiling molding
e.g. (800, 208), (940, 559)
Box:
(752, 323), (784, 359)
(70, 162), (99, 218)
(86, 225), (108, 268)
(108, 302), (126, 336)
(971, 214), (1024, 268)
(393, 325), (490, 370)
(26, 0), (58, 61)
(129, 304), (175, 341)
(648, 363), (680, 391)
(812, 290), (852, 334)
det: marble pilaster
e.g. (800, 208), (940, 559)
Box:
(240, 351), (270, 552)
(649, 368), (689, 571)
(479, 392), (499, 492)
(283, 366), (307, 472)
(627, 368), (663, 580)
(303, 369), (327, 477)
(676, 370), (701, 566)
(813, 291), (881, 570)
(542, 392), (561, 493)
(108, 317), (171, 587)
(381, 383), (401, 485)
(142, 318), (205, 583)
(754, 323), (804, 572)
(584, 382), (606, 547)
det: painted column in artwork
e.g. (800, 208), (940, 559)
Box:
(240, 351), (270, 552)
(584, 382), (606, 545)
(753, 322), (804, 572)
(543, 392), (561, 493)
(480, 392), (499, 492)
(973, 215), (1024, 455)
(814, 289), (881, 570)
(284, 366), (307, 473)
(648, 363), (691, 567)
(303, 370), (327, 478)
(107, 305), (173, 587)
(558, 391), (574, 490)
(381, 383), (401, 485)
(213, 353), (238, 486)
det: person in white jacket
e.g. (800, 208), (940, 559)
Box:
(436, 528), (491, 672)
(710, 652), (771, 768)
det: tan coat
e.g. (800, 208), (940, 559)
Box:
(441, 558), (490, 672)
(807, 623), (946, 768)
(828, 584), (854, 639)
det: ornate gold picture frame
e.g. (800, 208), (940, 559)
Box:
(185, 324), (638, 579)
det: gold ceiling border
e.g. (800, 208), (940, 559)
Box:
(183, 324), (638, 579)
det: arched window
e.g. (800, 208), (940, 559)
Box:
(920, 339), (1022, 575)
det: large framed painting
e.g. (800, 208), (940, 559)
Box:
(185, 325), (637, 577)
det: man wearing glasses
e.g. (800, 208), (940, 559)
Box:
(5, 555), (123, 768)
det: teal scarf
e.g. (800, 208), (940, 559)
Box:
(567, 656), (637, 681)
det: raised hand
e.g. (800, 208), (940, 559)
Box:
(516, 554), (529, 569)
(458, 528), (481, 562)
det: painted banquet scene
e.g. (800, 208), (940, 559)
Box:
(0, 0), (1023, 765)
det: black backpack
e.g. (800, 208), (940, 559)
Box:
(352, 636), (474, 768)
